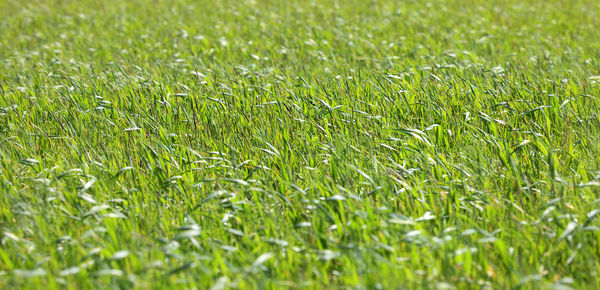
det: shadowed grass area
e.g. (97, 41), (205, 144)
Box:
(1, 0), (600, 288)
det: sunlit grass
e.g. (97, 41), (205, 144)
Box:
(1, 0), (600, 288)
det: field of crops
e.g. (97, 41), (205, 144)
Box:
(1, 0), (600, 288)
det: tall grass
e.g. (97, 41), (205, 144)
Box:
(1, 0), (600, 288)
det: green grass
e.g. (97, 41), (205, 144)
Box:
(1, 0), (600, 288)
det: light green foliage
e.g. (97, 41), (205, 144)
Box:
(1, 0), (600, 288)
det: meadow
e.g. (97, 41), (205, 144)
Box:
(1, 0), (600, 288)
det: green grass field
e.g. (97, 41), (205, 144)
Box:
(1, 0), (600, 288)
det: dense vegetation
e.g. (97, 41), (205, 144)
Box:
(1, 0), (599, 288)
